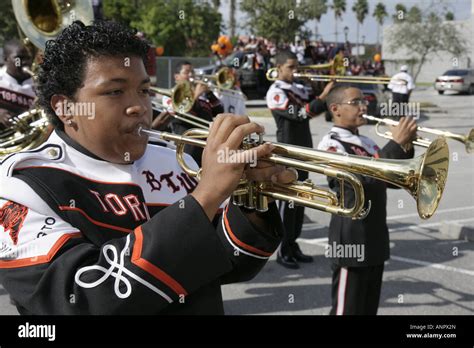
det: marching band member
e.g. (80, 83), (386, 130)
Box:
(318, 85), (417, 315)
(0, 39), (35, 128)
(266, 50), (334, 269)
(162, 61), (224, 165)
(0, 20), (297, 315)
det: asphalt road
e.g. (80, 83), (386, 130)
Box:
(0, 87), (472, 316)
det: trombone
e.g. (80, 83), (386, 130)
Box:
(137, 123), (449, 220)
(266, 67), (391, 84)
(150, 81), (212, 129)
(150, 81), (195, 113)
(193, 67), (235, 90)
(363, 114), (474, 153)
(192, 67), (245, 98)
(151, 100), (210, 129)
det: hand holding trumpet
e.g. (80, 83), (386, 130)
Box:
(191, 114), (298, 221)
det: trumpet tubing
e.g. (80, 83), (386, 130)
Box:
(139, 127), (369, 218)
(363, 114), (474, 153)
(138, 126), (449, 220)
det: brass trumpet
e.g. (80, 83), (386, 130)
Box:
(193, 67), (235, 90)
(150, 81), (195, 113)
(363, 114), (474, 153)
(137, 126), (449, 220)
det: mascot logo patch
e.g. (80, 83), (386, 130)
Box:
(0, 201), (28, 245)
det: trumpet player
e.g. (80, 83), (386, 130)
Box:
(266, 50), (334, 269)
(317, 85), (418, 315)
(0, 21), (297, 315)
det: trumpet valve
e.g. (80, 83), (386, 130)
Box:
(255, 182), (269, 212)
(244, 183), (255, 209)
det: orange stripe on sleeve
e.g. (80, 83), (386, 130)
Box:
(131, 226), (188, 296)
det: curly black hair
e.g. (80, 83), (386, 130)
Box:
(36, 20), (149, 129)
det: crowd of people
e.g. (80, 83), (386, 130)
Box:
(229, 35), (386, 79)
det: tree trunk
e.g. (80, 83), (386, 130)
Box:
(376, 23), (380, 53)
(413, 55), (426, 82)
(356, 21), (359, 58)
(230, 0), (236, 38)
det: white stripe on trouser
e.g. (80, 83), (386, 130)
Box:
(277, 200), (286, 220)
(336, 267), (348, 315)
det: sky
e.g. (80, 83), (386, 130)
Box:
(218, 0), (472, 44)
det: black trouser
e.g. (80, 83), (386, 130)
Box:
(330, 263), (384, 315)
(392, 92), (409, 103)
(391, 93), (410, 120)
(277, 169), (308, 255)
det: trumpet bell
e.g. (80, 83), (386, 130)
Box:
(466, 129), (474, 153)
(151, 81), (194, 113)
(416, 137), (449, 219)
(215, 67), (235, 90)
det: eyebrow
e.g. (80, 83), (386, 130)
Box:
(98, 77), (151, 86)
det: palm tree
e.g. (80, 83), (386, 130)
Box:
(331, 0), (346, 43)
(352, 0), (368, 58)
(373, 2), (388, 52)
(309, 0), (328, 40)
(230, 0), (236, 38)
(393, 3), (407, 23)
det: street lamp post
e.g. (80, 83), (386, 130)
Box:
(344, 26), (349, 42)
(360, 35), (365, 57)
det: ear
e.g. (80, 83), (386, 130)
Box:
(329, 103), (339, 118)
(51, 95), (73, 125)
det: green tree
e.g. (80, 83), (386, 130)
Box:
(388, 12), (467, 81)
(407, 6), (422, 23)
(103, 0), (140, 26)
(393, 3), (407, 23)
(240, 0), (311, 44)
(104, 0), (222, 57)
(373, 3), (387, 51)
(445, 11), (454, 21)
(352, 0), (368, 57)
(211, 0), (221, 10)
(0, 1), (19, 48)
(308, 0), (328, 39)
(331, 0), (346, 43)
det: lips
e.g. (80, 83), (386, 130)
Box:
(126, 122), (150, 135)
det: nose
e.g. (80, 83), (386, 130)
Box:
(126, 94), (149, 118)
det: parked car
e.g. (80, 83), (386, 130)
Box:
(324, 81), (389, 121)
(434, 69), (474, 95)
